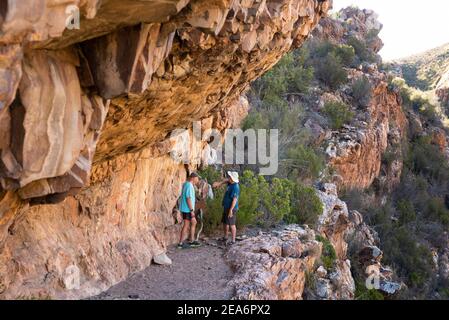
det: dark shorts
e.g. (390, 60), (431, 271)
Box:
(222, 209), (237, 226)
(182, 212), (194, 221)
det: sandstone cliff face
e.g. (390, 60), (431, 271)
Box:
(324, 79), (406, 190)
(0, 0), (330, 298)
(313, 9), (408, 190)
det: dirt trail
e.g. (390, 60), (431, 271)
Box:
(90, 243), (234, 300)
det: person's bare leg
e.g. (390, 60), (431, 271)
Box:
(223, 224), (229, 240)
(190, 218), (197, 242)
(230, 225), (237, 242)
(179, 220), (190, 243)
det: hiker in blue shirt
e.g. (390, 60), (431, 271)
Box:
(178, 172), (201, 249)
(213, 171), (240, 245)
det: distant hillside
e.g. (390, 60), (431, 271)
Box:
(393, 43), (449, 91)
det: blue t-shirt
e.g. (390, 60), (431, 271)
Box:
(222, 183), (240, 210)
(180, 181), (195, 213)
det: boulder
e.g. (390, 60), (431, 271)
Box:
(153, 253), (173, 266)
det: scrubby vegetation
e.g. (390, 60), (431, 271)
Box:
(202, 169), (323, 232)
(323, 101), (354, 130)
(354, 282), (385, 300)
(342, 108), (449, 298)
(347, 35), (378, 64)
(316, 235), (337, 270)
(286, 183), (323, 227)
(394, 42), (449, 91)
(352, 76), (372, 106)
(307, 40), (350, 89)
(218, 18), (449, 299)
(390, 77), (441, 125)
(250, 49), (314, 111)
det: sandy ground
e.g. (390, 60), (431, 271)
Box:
(89, 243), (234, 300)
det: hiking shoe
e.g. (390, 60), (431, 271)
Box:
(189, 241), (201, 248)
(218, 237), (228, 242)
(177, 242), (189, 249)
(225, 240), (236, 246)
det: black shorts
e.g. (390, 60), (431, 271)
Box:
(182, 212), (194, 220)
(222, 209), (237, 226)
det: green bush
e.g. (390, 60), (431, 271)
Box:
(286, 144), (325, 181)
(205, 171), (298, 230)
(260, 177), (294, 225)
(309, 40), (354, 67)
(204, 188), (225, 234)
(391, 76), (440, 124)
(239, 171), (294, 226)
(397, 199), (417, 225)
(198, 166), (222, 184)
(316, 235), (337, 270)
(237, 171), (264, 227)
(418, 103), (439, 124)
(377, 225), (433, 290)
(315, 52), (348, 89)
(352, 76), (372, 106)
(323, 101), (354, 130)
(355, 282), (385, 300)
(405, 136), (449, 182)
(425, 197), (449, 226)
(334, 44), (356, 67)
(205, 169), (325, 232)
(252, 49), (314, 107)
(347, 36), (377, 63)
(286, 183), (323, 227)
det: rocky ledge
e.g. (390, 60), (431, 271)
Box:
(225, 184), (401, 300)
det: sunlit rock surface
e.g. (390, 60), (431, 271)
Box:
(0, 0), (330, 299)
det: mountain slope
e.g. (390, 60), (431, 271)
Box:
(394, 43), (449, 91)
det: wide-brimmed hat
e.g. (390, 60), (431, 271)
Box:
(227, 171), (239, 183)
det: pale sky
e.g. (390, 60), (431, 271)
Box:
(332, 0), (449, 61)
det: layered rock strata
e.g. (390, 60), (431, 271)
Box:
(0, 0), (330, 298)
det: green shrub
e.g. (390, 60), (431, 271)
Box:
(378, 226), (433, 289)
(309, 40), (354, 67)
(425, 197), (449, 226)
(286, 184), (323, 227)
(252, 49), (314, 106)
(304, 271), (317, 292)
(397, 199), (417, 225)
(198, 166), (222, 184)
(316, 235), (337, 270)
(418, 103), (439, 124)
(352, 76), (372, 106)
(310, 40), (335, 58)
(355, 282), (385, 300)
(237, 171), (264, 227)
(347, 36), (377, 63)
(221, 171), (295, 228)
(334, 44), (356, 67)
(204, 188), (225, 234)
(391, 76), (440, 124)
(286, 144), (325, 181)
(323, 101), (354, 129)
(405, 136), (449, 182)
(205, 170), (324, 231)
(315, 52), (348, 89)
(242, 111), (270, 131)
(260, 177), (294, 225)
